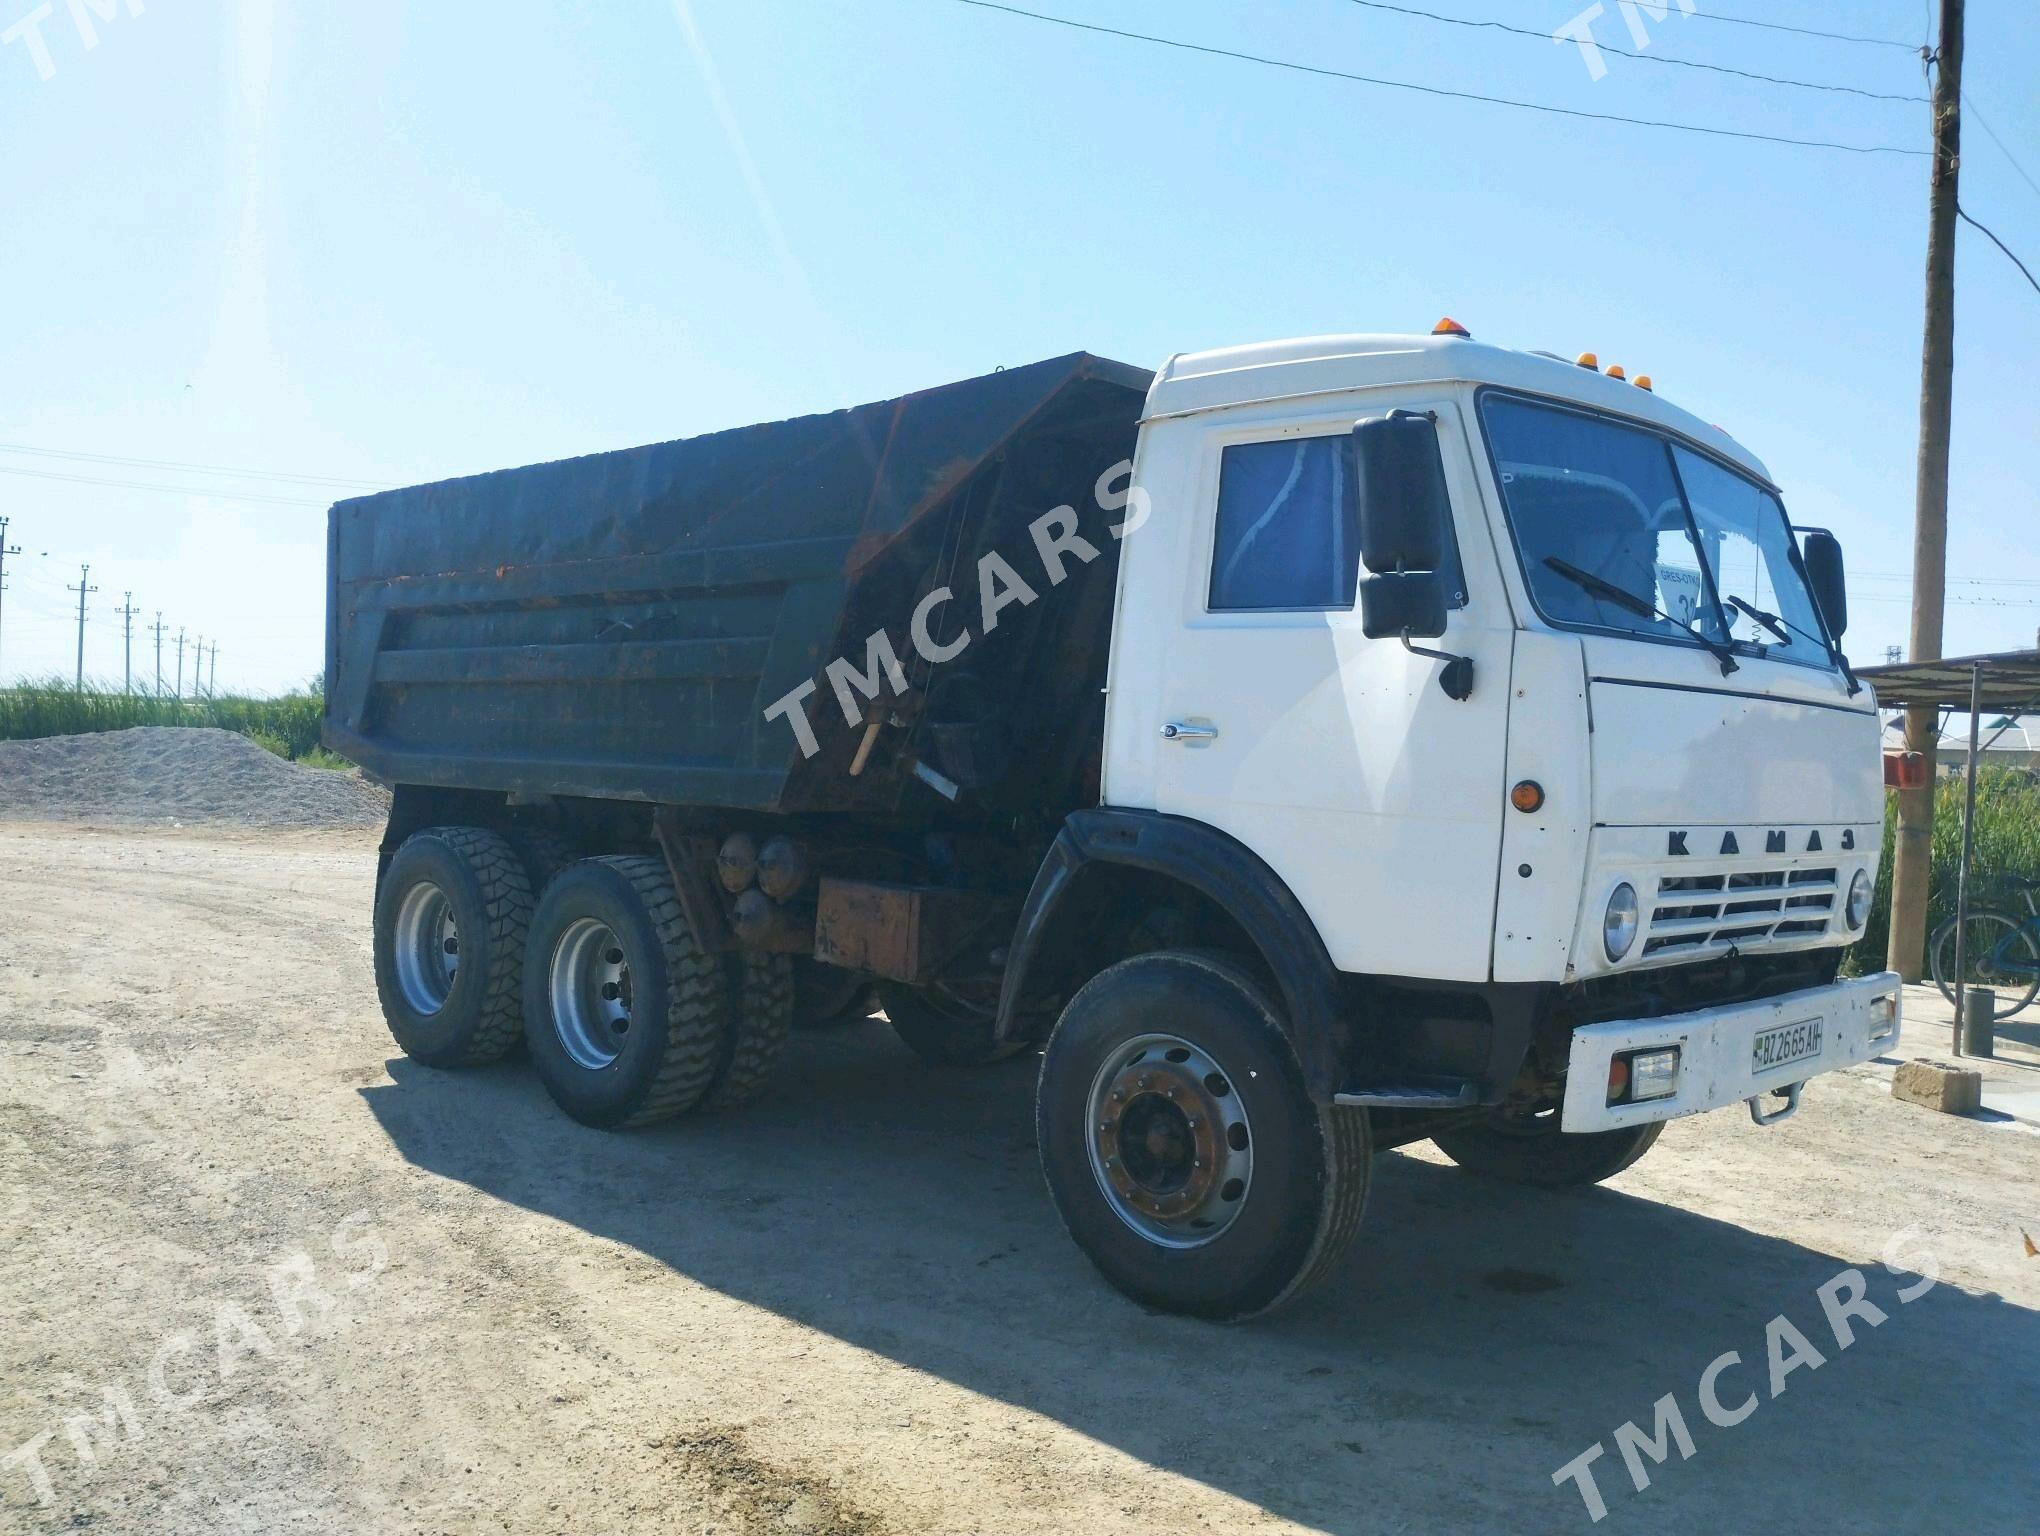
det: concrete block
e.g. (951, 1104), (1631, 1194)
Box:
(1891, 1058), (1984, 1115)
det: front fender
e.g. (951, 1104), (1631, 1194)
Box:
(996, 808), (1347, 1101)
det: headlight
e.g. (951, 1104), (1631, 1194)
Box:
(1604, 882), (1640, 962)
(1846, 869), (1874, 929)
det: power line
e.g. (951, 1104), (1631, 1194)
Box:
(1963, 94), (2040, 206)
(0, 465), (330, 508)
(0, 442), (392, 491)
(1339, 0), (1922, 103)
(935, 0), (1928, 156)
(1957, 204), (2040, 295)
(1679, 7), (1918, 51)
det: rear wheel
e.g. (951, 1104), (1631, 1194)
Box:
(1930, 910), (2040, 1020)
(703, 951), (795, 1110)
(372, 827), (531, 1066)
(1036, 951), (1370, 1320)
(523, 857), (728, 1128)
(1432, 1108), (1662, 1188)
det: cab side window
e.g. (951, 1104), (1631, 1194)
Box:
(1209, 435), (1466, 612)
(1209, 438), (1357, 611)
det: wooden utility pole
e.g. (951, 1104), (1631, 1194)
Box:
(1888, 0), (1964, 981)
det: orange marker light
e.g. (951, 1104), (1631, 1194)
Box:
(1605, 364), (1626, 381)
(1433, 317), (1470, 337)
(1607, 1056), (1631, 1104)
(1510, 780), (1546, 813)
(1634, 375), (1654, 392)
(1575, 352), (1598, 369)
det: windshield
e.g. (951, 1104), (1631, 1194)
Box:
(1480, 394), (1835, 670)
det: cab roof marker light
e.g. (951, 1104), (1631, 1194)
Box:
(1575, 352), (1598, 369)
(1634, 375), (1654, 391)
(1433, 317), (1470, 337)
(1605, 364), (1627, 380)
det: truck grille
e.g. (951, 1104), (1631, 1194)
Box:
(1643, 867), (1838, 958)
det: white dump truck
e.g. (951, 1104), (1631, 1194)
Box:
(329, 323), (1901, 1319)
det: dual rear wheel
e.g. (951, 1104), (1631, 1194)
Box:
(373, 832), (793, 1127)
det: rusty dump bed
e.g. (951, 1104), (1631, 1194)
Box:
(325, 352), (1152, 820)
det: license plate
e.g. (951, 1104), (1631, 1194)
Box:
(1752, 1017), (1823, 1073)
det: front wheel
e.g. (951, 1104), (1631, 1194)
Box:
(880, 980), (1026, 1066)
(1930, 910), (2040, 1020)
(1432, 1111), (1662, 1188)
(1036, 951), (1370, 1320)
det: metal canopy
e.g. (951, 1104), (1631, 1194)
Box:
(1857, 649), (2040, 711)
(1855, 648), (2040, 1054)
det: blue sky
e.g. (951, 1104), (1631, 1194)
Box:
(0, 0), (2034, 694)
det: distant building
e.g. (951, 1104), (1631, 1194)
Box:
(1882, 715), (2040, 775)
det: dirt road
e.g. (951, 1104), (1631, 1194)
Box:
(2, 824), (2036, 1534)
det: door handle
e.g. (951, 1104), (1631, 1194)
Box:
(1160, 721), (1218, 741)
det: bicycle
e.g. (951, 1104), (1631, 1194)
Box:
(1929, 874), (2040, 1021)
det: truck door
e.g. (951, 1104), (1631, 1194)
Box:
(1149, 399), (1513, 983)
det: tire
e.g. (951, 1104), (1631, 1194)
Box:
(1035, 951), (1371, 1321)
(703, 951), (795, 1111)
(1432, 1115), (1663, 1188)
(791, 958), (875, 1030)
(522, 856), (728, 1128)
(508, 827), (581, 893)
(372, 827), (532, 1067)
(880, 980), (1027, 1066)
(1929, 910), (2040, 1020)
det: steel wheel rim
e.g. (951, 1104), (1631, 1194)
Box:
(1085, 1032), (1253, 1249)
(550, 917), (633, 1069)
(392, 880), (459, 1016)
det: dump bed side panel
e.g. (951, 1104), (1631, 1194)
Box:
(325, 354), (1150, 812)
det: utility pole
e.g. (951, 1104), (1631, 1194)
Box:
(149, 612), (166, 698)
(0, 516), (19, 684)
(208, 642), (218, 696)
(119, 592), (137, 694)
(175, 627), (186, 702)
(1888, 0), (1965, 982)
(70, 563), (99, 691)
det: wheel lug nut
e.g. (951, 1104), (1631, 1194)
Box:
(1138, 1075), (1151, 1089)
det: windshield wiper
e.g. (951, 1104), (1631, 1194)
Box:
(1725, 594), (1791, 645)
(1542, 557), (1739, 675)
(1725, 594), (1863, 696)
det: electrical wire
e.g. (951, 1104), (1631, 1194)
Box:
(1963, 95), (2040, 207)
(0, 466), (331, 508)
(0, 442), (391, 491)
(1957, 204), (2040, 296)
(1678, 7), (1918, 51)
(937, 0), (1928, 156)
(1339, 0), (1922, 103)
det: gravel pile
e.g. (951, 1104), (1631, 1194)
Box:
(0, 727), (390, 828)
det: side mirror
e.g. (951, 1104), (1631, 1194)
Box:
(1801, 530), (1848, 640)
(1359, 571), (1447, 641)
(1354, 411), (1452, 574)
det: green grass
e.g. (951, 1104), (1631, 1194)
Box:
(1849, 767), (2040, 973)
(0, 677), (342, 765)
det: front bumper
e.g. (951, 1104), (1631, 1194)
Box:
(1559, 972), (1901, 1133)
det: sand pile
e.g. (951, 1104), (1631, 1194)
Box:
(0, 727), (390, 828)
